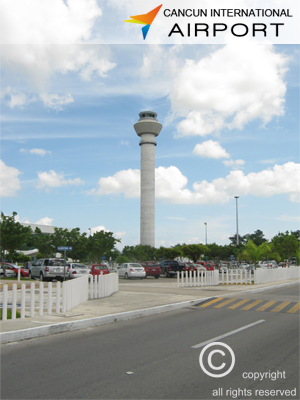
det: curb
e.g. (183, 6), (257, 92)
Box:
(1, 280), (298, 344)
(0, 297), (211, 344)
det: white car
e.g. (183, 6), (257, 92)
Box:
(118, 263), (146, 279)
(68, 263), (90, 279)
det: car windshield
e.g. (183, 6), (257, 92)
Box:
(47, 260), (67, 266)
(128, 263), (142, 268)
(94, 265), (108, 270)
(72, 264), (88, 269)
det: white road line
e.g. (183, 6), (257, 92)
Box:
(191, 319), (265, 348)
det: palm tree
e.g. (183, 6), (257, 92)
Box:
(238, 240), (273, 269)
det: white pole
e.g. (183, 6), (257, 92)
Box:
(39, 282), (43, 316)
(2, 285), (8, 321)
(21, 283), (25, 319)
(30, 283), (35, 317)
(56, 281), (60, 314)
(48, 282), (52, 315)
(12, 284), (17, 320)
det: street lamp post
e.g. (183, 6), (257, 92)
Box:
(204, 222), (207, 261)
(234, 196), (239, 246)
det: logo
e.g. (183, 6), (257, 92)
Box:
(199, 342), (235, 378)
(124, 4), (162, 40)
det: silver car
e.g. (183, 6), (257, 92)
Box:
(118, 263), (146, 279)
(68, 263), (90, 279)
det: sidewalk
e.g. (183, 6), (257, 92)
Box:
(1, 278), (299, 344)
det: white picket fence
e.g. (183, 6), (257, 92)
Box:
(1, 273), (119, 321)
(177, 267), (300, 288)
(254, 266), (300, 284)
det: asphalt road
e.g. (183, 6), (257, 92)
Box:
(1, 283), (299, 400)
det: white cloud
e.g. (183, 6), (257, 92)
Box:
(40, 93), (74, 110)
(35, 217), (53, 225)
(37, 170), (84, 189)
(193, 140), (230, 159)
(0, 160), (21, 197)
(20, 148), (51, 157)
(171, 44), (288, 137)
(91, 162), (300, 205)
(1, 0), (102, 45)
(223, 159), (245, 170)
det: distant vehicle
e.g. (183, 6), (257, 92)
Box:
(89, 264), (110, 277)
(68, 263), (90, 279)
(159, 260), (186, 278)
(219, 264), (228, 273)
(29, 258), (69, 281)
(1, 263), (17, 278)
(4, 263), (29, 278)
(118, 263), (146, 279)
(196, 261), (215, 271)
(140, 261), (160, 279)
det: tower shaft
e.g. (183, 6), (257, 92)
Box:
(134, 112), (162, 247)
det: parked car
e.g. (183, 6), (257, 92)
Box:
(140, 261), (160, 279)
(219, 264), (228, 273)
(89, 264), (110, 277)
(68, 263), (90, 279)
(196, 261), (215, 271)
(10, 264), (30, 278)
(159, 260), (186, 278)
(29, 258), (69, 281)
(118, 263), (146, 279)
(1, 263), (17, 277)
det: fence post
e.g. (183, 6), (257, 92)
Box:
(39, 282), (44, 316)
(2, 285), (8, 321)
(30, 283), (35, 317)
(12, 284), (17, 320)
(62, 281), (67, 313)
(48, 282), (52, 315)
(21, 283), (25, 319)
(177, 271), (179, 287)
(90, 276), (93, 300)
(56, 281), (60, 314)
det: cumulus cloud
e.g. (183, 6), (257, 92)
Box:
(40, 93), (74, 110)
(223, 159), (245, 170)
(37, 170), (84, 190)
(0, 160), (21, 197)
(20, 148), (51, 157)
(35, 217), (53, 225)
(171, 44), (288, 137)
(90, 162), (300, 204)
(193, 140), (230, 159)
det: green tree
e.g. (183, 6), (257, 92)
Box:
(0, 212), (32, 263)
(238, 240), (273, 268)
(88, 230), (121, 262)
(271, 231), (299, 264)
(116, 255), (130, 264)
(246, 230), (268, 246)
(181, 244), (209, 263)
(30, 228), (55, 257)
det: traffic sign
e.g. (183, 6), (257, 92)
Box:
(57, 246), (72, 251)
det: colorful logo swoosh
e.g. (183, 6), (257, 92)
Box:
(124, 4), (162, 40)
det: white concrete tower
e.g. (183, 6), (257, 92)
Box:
(134, 111), (162, 247)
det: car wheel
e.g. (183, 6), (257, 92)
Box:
(39, 273), (44, 282)
(155, 276), (159, 279)
(125, 273), (129, 279)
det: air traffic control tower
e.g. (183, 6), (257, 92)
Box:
(134, 111), (162, 247)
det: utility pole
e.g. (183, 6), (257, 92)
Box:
(235, 196), (239, 246)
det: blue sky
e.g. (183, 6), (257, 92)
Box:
(0, 1), (299, 249)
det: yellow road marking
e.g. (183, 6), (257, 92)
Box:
(213, 298), (237, 308)
(286, 303), (300, 314)
(242, 300), (263, 310)
(256, 301), (277, 312)
(271, 301), (291, 312)
(200, 298), (224, 307)
(228, 299), (250, 309)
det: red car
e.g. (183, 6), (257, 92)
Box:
(196, 261), (215, 271)
(183, 263), (198, 273)
(89, 264), (110, 277)
(141, 261), (161, 279)
(3, 263), (29, 278)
